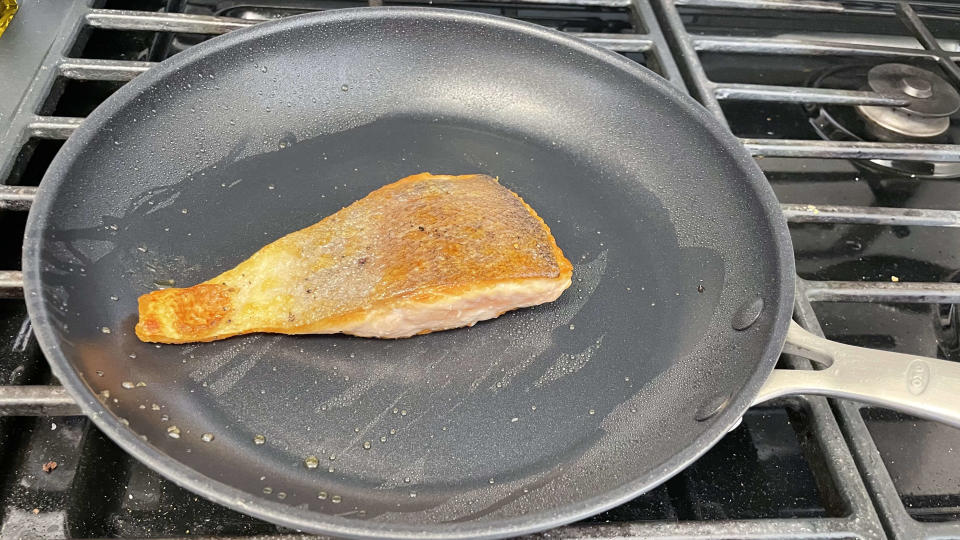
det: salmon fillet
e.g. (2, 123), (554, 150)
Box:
(135, 173), (573, 343)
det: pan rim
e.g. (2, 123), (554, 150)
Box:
(22, 6), (795, 539)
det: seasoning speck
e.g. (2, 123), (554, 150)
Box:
(305, 455), (319, 469)
(200, 433), (215, 443)
(167, 425), (181, 439)
(100, 327), (111, 334)
(362, 441), (371, 450)
(891, 275), (900, 282)
(253, 434), (266, 445)
(42, 461), (57, 473)
(121, 381), (134, 389)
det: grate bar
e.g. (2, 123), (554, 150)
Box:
(782, 203), (960, 227)
(802, 279), (960, 303)
(895, 2), (960, 87)
(84, 0), (644, 35)
(59, 58), (154, 81)
(0, 185), (36, 211)
(714, 83), (907, 105)
(692, 35), (937, 58)
(743, 139), (960, 161)
(488, 0), (633, 5)
(577, 33), (654, 52)
(0, 271), (24, 299)
(143, 516), (876, 539)
(0, 386), (82, 417)
(675, 0), (845, 11)
(27, 116), (83, 139)
(85, 9), (254, 34)
(655, 0), (728, 124)
(85, 10), (650, 51)
(529, 517), (873, 538)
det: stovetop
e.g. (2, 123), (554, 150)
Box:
(1, 0), (959, 538)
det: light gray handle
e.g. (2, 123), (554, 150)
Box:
(755, 321), (960, 429)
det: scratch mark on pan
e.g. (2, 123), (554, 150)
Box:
(208, 337), (278, 396)
(337, 348), (454, 454)
(468, 356), (503, 393)
(188, 335), (262, 382)
(533, 333), (605, 388)
(319, 376), (382, 410)
(335, 510), (363, 517)
(338, 393), (407, 454)
(143, 190), (182, 216)
(392, 377), (455, 431)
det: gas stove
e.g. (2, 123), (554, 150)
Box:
(0, 0), (959, 538)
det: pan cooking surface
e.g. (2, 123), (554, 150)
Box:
(24, 8), (793, 537)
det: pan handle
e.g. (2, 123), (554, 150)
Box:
(754, 321), (960, 429)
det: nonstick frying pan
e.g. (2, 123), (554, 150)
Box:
(22, 8), (960, 539)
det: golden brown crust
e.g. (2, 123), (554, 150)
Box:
(136, 284), (235, 342)
(135, 173), (572, 343)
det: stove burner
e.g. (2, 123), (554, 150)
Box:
(855, 63), (960, 140)
(807, 64), (960, 179)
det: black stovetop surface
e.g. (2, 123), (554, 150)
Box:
(0, 0), (958, 538)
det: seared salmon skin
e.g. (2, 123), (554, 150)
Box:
(135, 173), (573, 343)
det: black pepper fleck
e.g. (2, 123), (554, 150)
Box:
(358, 257), (367, 265)
(418, 226), (425, 231)
(697, 284), (705, 293)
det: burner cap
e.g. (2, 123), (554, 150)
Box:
(865, 63), (959, 117)
(856, 104), (950, 138)
(855, 63), (959, 139)
(806, 64), (960, 177)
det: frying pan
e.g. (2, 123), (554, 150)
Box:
(22, 8), (960, 539)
